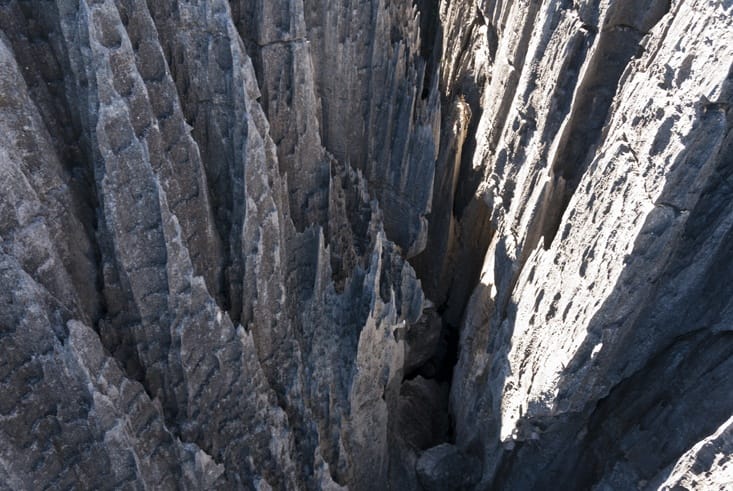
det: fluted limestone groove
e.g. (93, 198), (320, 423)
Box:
(0, 0), (731, 490)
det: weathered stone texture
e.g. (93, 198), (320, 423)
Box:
(0, 0), (731, 489)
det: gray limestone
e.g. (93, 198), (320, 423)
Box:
(0, 0), (731, 490)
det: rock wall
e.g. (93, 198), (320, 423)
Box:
(0, 0), (730, 489)
(438, 0), (733, 489)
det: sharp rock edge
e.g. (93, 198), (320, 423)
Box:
(0, 0), (730, 490)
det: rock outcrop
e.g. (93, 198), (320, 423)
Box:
(0, 0), (730, 490)
(440, 1), (733, 489)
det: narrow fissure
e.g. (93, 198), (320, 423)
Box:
(397, 1), (492, 467)
(4, 0), (729, 489)
(404, 307), (460, 384)
(414, 0), (442, 98)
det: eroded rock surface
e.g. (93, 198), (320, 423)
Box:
(0, 0), (731, 489)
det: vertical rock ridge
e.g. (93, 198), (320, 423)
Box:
(535, 0), (671, 251)
(303, 0), (441, 255)
(230, 0), (331, 231)
(443, 0), (733, 488)
(1, 0), (731, 489)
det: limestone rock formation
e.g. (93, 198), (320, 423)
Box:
(0, 0), (730, 490)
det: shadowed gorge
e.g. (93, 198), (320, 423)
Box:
(0, 0), (731, 490)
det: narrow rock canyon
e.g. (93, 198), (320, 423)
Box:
(0, 0), (731, 489)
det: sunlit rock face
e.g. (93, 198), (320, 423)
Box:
(0, 0), (730, 489)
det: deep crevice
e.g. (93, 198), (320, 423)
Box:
(414, 0), (441, 100)
(404, 303), (460, 384)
